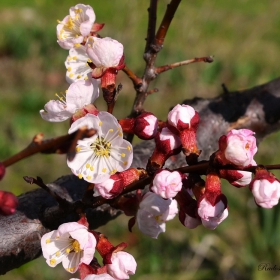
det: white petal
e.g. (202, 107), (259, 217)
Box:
(66, 79), (99, 108)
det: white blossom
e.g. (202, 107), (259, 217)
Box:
(67, 112), (133, 183)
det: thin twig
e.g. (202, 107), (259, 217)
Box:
(122, 65), (142, 89)
(154, 0), (181, 50)
(155, 56), (214, 75)
(145, 0), (158, 53)
(3, 128), (96, 167)
(130, 0), (182, 119)
(147, 88), (159, 95)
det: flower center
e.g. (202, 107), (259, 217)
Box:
(58, 9), (84, 40)
(72, 240), (82, 253)
(91, 136), (111, 158)
(66, 238), (83, 254)
(154, 214), (164, 223)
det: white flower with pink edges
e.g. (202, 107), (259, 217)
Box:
(57, 4), (96, 49)
(86, 37), (124, 78)
(198, 198), (228, 230)
(67, 112), (133, 184)
(40, 79), (99, 122)
(65, 45), (93, 84)
(41, 222), (96, 273)
(106, 251), (137, 279)
(137, 192), (178, 238)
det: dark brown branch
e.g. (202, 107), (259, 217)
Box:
(130, 0), (182, 119)
(3, 128), (96, 167)
(154, 0), (181, 49)
(144, 0), (158, 53)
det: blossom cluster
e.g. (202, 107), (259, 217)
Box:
(33, 2), (280, 279)
(40, 3), (132, 185)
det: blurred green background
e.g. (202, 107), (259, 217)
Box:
(1, 0), (280, 279)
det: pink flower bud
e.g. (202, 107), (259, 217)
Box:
(167, 104), (199, 131)
(250, 169), (280, 208)
(157, 127), (182, 152)
(0, 191), (18, 215)
(106, 251), (137, 279)
(151, 170), (182, 199)
(197, 173), (228, 229)
(134, 112), (158, 140)
(198, 198), (228, 230)
(94, 168), (141, 199)
(147, 127), (181, 173)
(217, 129), (257, 167)
(219, 169), (252, 188)
(94, 174), (124, 199)
(167, 104), (200, 156)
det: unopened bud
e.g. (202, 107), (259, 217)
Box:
(0, 191), (18, 215)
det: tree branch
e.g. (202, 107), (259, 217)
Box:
(144, 0), (158, 53)
(154, 0), (181, 49)
(129, 0), (182, 119)
(155, 56), (214, 75)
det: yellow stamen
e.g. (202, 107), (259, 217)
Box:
(55, 251), (61, 257)
(72, 240), (82, 253)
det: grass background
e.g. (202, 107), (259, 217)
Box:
(1, 0), (280, 279)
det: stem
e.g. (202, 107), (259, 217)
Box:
(145, 0), (158, 53)
(154, 0), (181, 49)
(122, 65), (142, 89)
(2, 128), (96, 167)
(155, 56), (214, 75)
